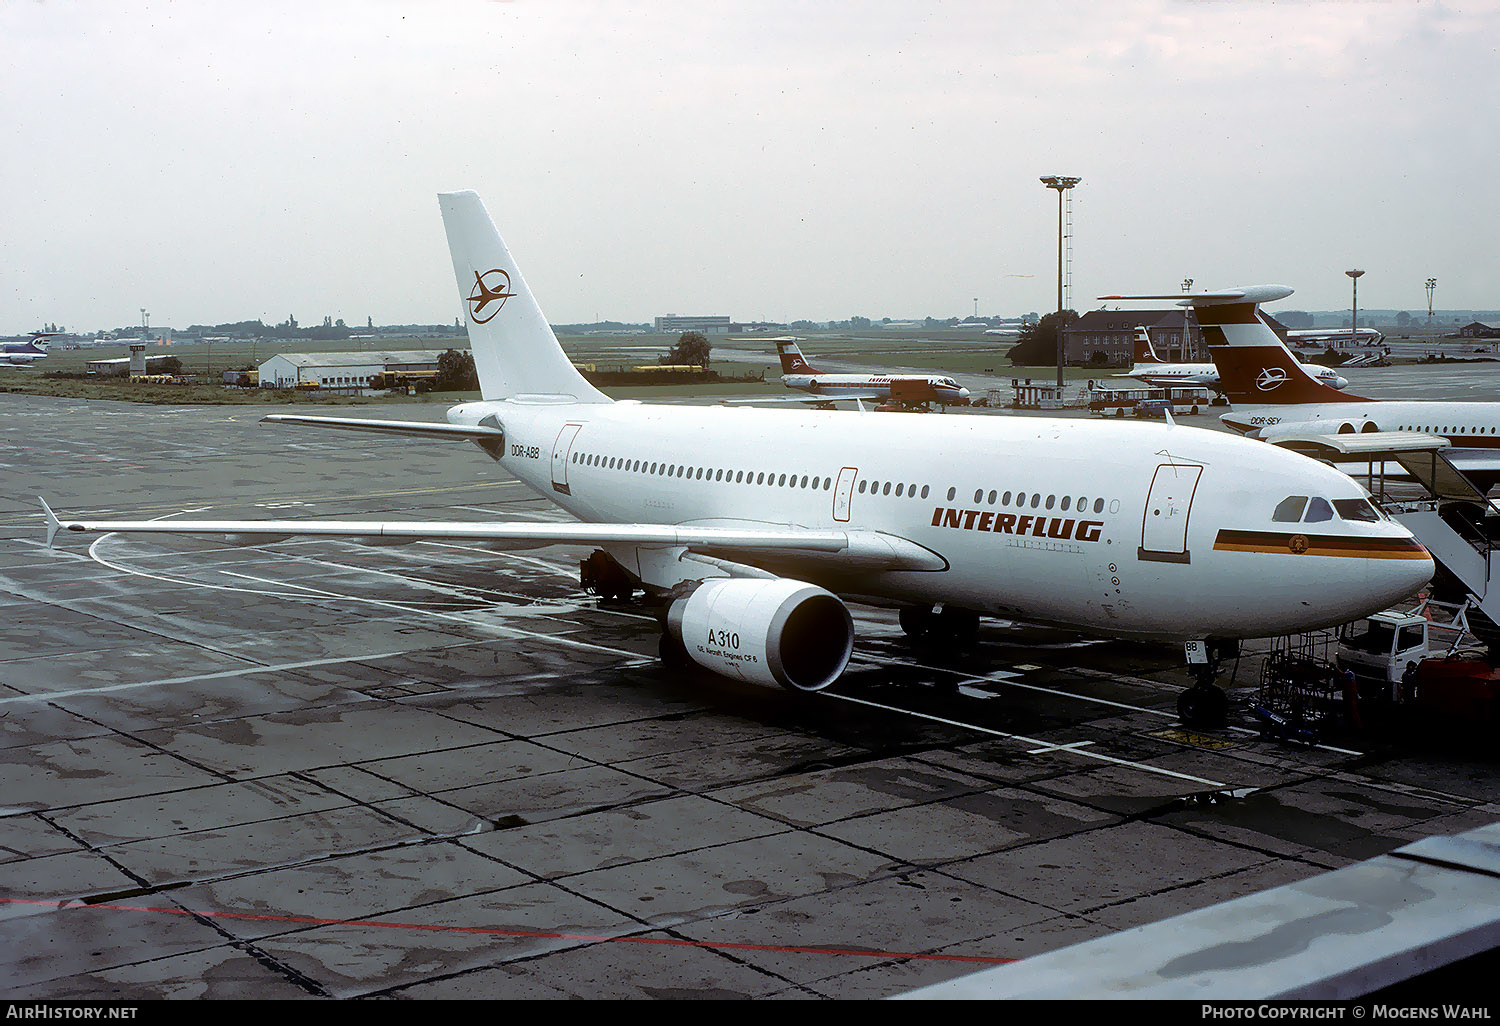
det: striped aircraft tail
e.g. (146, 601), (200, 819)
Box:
(1101, 286), (1369, 406)
(776, 340), (821, 375)
(1132, 327), (1164, 365)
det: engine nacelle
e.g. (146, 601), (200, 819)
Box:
(666, 578), (854, 691)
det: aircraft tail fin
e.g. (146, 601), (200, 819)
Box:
(1132, 327), (1164, 364)
(1100, 285), (1369, 406)
(776, 340), (820, 375)
(438, 191), (609, 404)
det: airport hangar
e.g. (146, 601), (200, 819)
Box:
(256, 350), (452, 392)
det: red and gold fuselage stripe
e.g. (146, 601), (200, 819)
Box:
(1213, 529), (1430, 560)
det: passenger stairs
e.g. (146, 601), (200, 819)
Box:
(1269, 432), (1500, 629)
(1386, 448), (1500, 629)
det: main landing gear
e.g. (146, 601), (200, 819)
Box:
(899, 604), (980, 648)
(1176, 639), (1238, 729)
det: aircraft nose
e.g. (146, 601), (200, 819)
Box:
(1373, 539), (1435, 611)
(1403, 545), (1436, 594)
(1333, 375), (1349, 389)
(958, 387), (971, 398)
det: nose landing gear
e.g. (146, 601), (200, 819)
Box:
(1177, 640), (1237, 729)
(899, 604), (980, 648)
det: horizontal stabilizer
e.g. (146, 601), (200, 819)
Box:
(260, 414), (503, 438)
(1098, 285), (1295, 307)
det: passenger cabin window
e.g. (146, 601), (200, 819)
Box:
(1273, 496), (1308, 522)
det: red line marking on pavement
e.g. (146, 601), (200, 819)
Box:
(0, 896), (1013, 964)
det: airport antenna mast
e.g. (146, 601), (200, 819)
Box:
(1040, 175), (1081, 387)
(1426, 278), (1437, 324)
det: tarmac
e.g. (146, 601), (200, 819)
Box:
(2, 365), (1499, 1000)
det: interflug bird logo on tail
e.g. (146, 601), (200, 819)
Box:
(467, 268), (516, 324)
(1256, 367), (1289, 392)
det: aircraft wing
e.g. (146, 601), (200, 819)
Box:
(39, 500), (944, 571)
(259, 414), (504, 439)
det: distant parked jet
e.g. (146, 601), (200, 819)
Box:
(773, 339), (971, 409)
(1116, 326), (1348, 398)
(1, 332), (56, 365)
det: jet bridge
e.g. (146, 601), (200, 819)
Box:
(1270, 431), (1500, 630)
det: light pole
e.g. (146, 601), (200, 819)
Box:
(1426, 278), (1437, 325)
(1040, 175), (1081, 387)
(1346, 269), (1364, 348)
(1181, 279), (1194, 360)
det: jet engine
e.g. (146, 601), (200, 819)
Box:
(665, 578), (854, 691)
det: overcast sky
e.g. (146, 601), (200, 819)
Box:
(2, 0), (1495, 333)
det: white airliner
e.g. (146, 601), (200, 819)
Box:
(1116, 326), (1348, 395)
(1287, 327), (1385, 348)
(771, 339), (971, 408)
(42, 195), (1432, 713)
(2, 333), (56, 365)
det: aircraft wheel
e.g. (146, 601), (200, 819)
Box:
(937, 607), (980, 647)
(899, 605), (936, 640)
(1177, 684), (1228, 729)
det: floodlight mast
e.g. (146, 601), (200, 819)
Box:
(1346, 269), (1365, 348)
(1426, 278), (1437, 324)
(1040, 176), (1081, 388)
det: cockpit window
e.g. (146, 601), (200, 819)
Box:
(1273, 496), (1307, 522)
(1304, 497), (1335, 523)
(1333, 498), (1383, 523)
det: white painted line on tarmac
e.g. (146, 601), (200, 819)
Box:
(819, 691), (1228, 788)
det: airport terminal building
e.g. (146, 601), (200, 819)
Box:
(653, 315), (732, 334)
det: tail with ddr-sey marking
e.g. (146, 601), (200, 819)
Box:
(1101, 285), (1370, 407)
(438, 191), (610, 404)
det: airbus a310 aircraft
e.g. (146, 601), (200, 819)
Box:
(44, 195), (1433, 724)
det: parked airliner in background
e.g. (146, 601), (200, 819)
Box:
(42, 196), (1432, 725)
(771, 339), (971, 408)
(2, 332), (56, 365)
(1116, 326), (1348, 395)
(1103, 286), (1500, 487)
(1287, 327), (1385, 349)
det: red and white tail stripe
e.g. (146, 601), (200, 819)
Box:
(1100, 286), (1369, 407)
